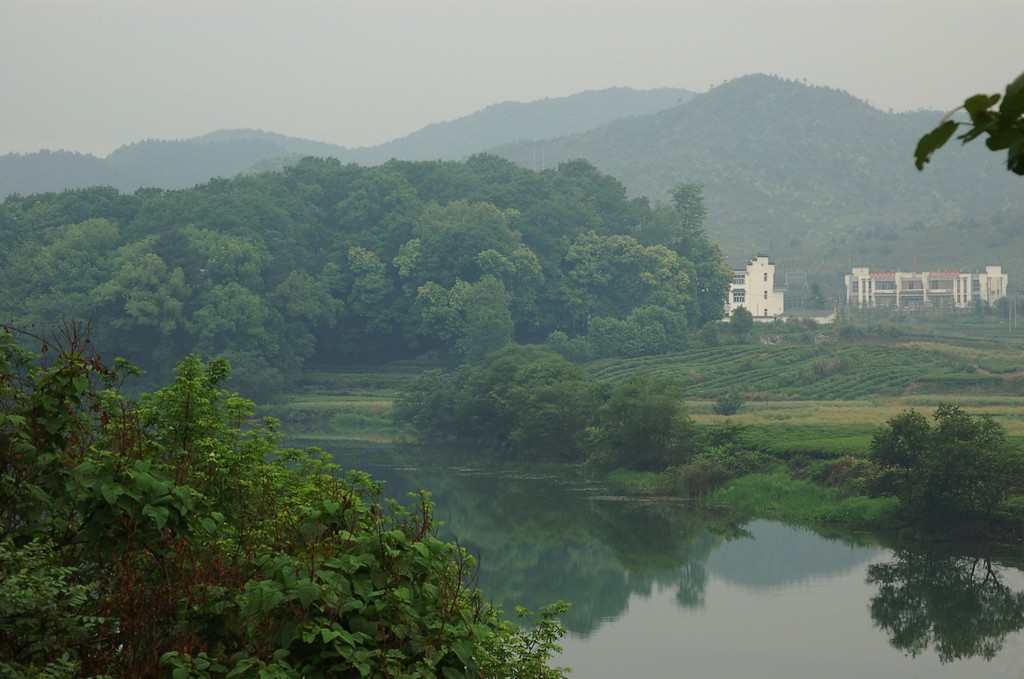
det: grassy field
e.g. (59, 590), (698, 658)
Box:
(267, 316), (1024, 443)
(689, 394), (1024, 440)
(258, 365), (420, 442)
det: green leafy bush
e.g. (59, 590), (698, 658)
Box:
(712, 392), (745, 415)
(0, 327), (568, 678)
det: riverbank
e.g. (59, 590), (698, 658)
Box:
(259, 364), (1024, 545)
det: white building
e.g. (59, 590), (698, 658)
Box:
(845, 266), (1007, 309)
(725, 255), (785, 321)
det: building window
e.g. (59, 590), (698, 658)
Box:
(733, 291), (746, 303)
(763, 291), (768, 300)
(763, 272), (768, 282)
(733, 274), (745, 285)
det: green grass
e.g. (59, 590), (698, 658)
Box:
(707, 470), (900, 529)
(260, 364), (427, 442)
(739, 424), (874, 457)
(604, 469), (680, 496)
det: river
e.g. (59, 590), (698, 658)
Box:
(318, 443), (1024, 678)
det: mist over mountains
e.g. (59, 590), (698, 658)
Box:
(495, 75), (1024, 254)
(3, 74), (1022, 259)
(0, 86), (691, 198)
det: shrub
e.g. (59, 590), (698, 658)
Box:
(0, 328), (568, 678)
(712, 392), (745, 415)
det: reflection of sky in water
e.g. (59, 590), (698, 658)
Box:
(557, 523), (1024, 679)
(707, 520), (884, 589)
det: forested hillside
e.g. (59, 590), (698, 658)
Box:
(0, 87), (691, 199)
(6, 76), (1019, 290)
(492, 74), (1024, 254)
(0, 155), (728, 396)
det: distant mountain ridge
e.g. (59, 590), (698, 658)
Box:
(491, 74), (1024, 253)
(343, 86), (694, 164)
(4, 75), (1022, 263)
(0, 86), (694, 198)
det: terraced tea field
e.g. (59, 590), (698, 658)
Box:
(586, 341), (1023, 401)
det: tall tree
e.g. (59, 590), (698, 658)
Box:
(669, 182), (731, 326)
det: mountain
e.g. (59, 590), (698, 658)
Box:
(0, 150), (121, 197)
(4, 75), (1022, 282)
(341, 86), (694, 165)
(0, 87), (693, 198)
(490, 74), (1024, 255)
(0, 135), (331, 197)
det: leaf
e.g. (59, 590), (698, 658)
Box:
(1008, 136), (1024, 175)
(296, 580), (320, 609)
(72, 375), (90, 393)
(963, 93), (1001, 118)
(100, 484), (123, 505)
(451, 638), (476, 667)
(143, 504), (170, 530)
(1000, 71), (1024, 119)
(245, 582), (286, 616)
(915, 120), (959, 170)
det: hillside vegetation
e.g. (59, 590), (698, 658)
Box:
(589, 337), (1022, 400)
(0, 155), (728, 395)
(5, 76), (1021, 303)
(493, 74), (1024, 254)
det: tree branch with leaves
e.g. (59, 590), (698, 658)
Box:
(915, 71), (1024, 175)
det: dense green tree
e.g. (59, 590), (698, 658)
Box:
(395, 346), (598, 460)
(668, 183), (731, 326)
(403, 200), (520, 289)
(171, 223), (268, 290)
(0, 156), (733, 387)
(670, 182), (708, 235)
(455, 275), (515, 363)
(728, 306), (754, 339)
(869, 406), (1024, 529)
(270, 269), (342, 329)
(591, 372), (694, 472)
(333, 167), (422, 256)
(91, 241), (190, 368)
(476, 245), (545, 330)
(0, 218), (121, 330)
(565, 232), (694, 325)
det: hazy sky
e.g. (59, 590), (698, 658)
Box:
(2, 0), (1021, 156)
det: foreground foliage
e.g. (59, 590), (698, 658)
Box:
(915, 71), (1024, 175)
(0, 326), (567, 678)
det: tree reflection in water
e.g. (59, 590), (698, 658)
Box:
(867, 551), (1024, 662)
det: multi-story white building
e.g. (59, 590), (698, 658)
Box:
(845, 266), (1007, 309)
(725, 255), (785, 321)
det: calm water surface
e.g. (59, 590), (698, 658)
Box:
(321, 443), (1024, 678)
